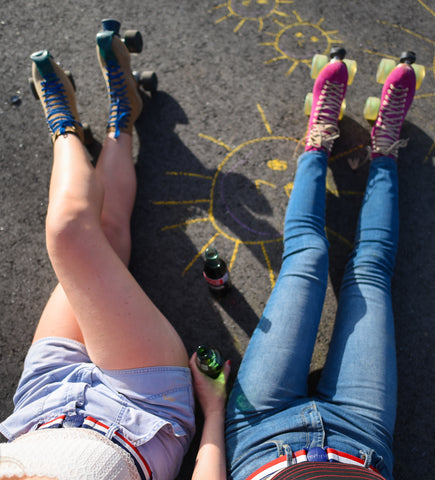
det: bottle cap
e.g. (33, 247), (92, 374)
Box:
(196, 345), (210, 359)
(205, 248), (220, 267)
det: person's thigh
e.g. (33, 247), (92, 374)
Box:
(317, 400), (394, 479)
(50, 223), (188, 370)
(227, 248), (328, 416)
(33, 283), (84, 344)
(317, 281), (397, 436)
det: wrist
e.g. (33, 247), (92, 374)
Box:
(203, 408), (225, 421)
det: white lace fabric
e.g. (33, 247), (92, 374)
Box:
(0, 429), (140, 480)
(371, 83), (409, 158)
(306, 80), (345, 153)
(314, 80), (345, 124)
(306, 123), (340, 153)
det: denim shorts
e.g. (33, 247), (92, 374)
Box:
(0, 337), (195, 480)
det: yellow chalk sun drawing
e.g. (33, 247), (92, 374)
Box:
(261, 11), (343, 76)
(154, 104), (298, 289)
(212, 0), (295, 33)
(153, 105), (364, 290)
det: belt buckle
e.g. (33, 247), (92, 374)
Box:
(306, 446), (329, 462)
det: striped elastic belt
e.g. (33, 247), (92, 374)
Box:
(38, 414), (152, 480)
(246, 447), (380, 480)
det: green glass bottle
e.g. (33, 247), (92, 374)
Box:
(203, 247), (231, 295)
(196, 345), (224, 379)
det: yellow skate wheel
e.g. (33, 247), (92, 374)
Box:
(344, 59), (357, 85)
(339, 99), (346, 120)
(364, 96), (381, 121)
(304, 92), (313, 116)
(311, 54), (329, 79)
(412, 63), (426, 90)
(376, 58), (396, 84)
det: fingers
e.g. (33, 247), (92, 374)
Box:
(189, 351), (231, 416)
(222, 359), (231, 382)
(189, 351), (201, 378)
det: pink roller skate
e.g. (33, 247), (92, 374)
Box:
(369, 51), (419, 160)
(305, 48), (351, 155)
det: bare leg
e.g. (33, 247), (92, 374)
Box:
(96, 133), (137, 265)
(33, 133), (136, 344)
(31, 36), (185, 369)
(41, 132), (188, 369)
(33, 285), (85, 344)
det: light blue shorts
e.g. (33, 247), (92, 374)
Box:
(0, 337), (195, 480)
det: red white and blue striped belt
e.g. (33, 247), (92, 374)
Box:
(246, 447), (380, 480)
(38, 414), (152, 480)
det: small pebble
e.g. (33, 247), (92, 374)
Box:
(10, 95), (21, 106)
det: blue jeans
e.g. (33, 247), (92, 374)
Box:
(226, 151), (398, 480)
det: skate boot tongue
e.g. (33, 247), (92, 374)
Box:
(31, 50), (57, 76)
(97, 31), (119, 64)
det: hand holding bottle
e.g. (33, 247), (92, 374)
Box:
(190, 350), (230, 480)
(189, 351), (231, 418)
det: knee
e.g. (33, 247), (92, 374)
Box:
(342, 245), (396, 290)
(350, 243), (396, 277)
(280, 235), (329, 286)
(283, 233), (329, 265)
(45, 198), (100, 261)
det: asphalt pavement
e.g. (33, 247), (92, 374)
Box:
(0, 1), (434, 479)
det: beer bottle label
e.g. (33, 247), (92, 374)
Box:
(203, 271), (229, 288)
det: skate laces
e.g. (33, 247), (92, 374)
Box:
(41, 72), (79, 135)
(307, 80), (345, 152)
(371, 83), (409, 158)
(105, 60), (131, 138)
